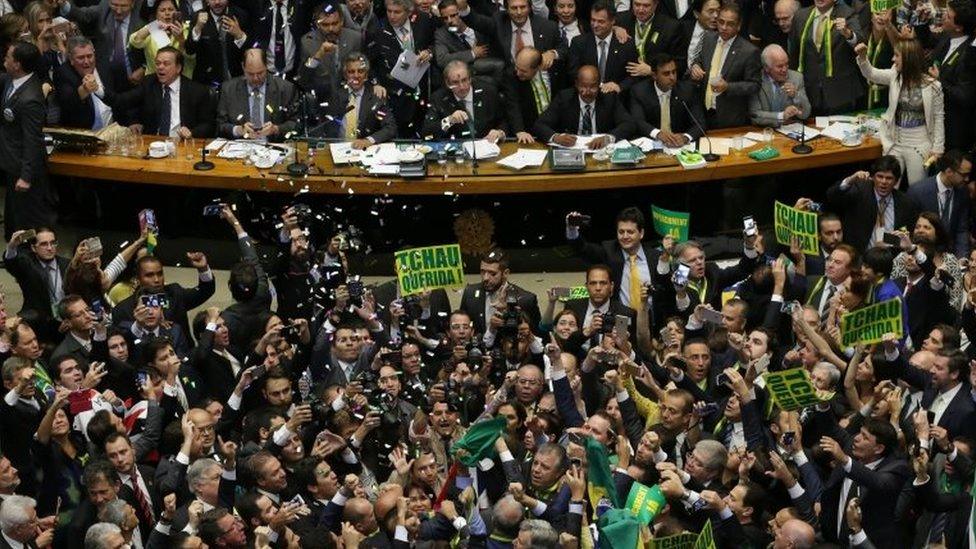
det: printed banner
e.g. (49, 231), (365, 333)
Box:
(625, 482), (666, 525)
(841, 297), (904, 346)
(764, 367), (831, 412)
(394, 244), (464, 296)
(652, 205), (691, 242)
(693, 520), (715, 549)
(774, 201), (819, 256)
(651, 533), (697, 549)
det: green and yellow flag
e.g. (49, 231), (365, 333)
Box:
(586, 436), (621, 516)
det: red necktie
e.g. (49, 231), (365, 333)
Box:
(132, 470), (155, 527)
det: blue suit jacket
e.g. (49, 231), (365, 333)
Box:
(906, 175), (971, 257)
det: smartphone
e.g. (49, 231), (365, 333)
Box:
(716, 372), (730, 386)
(138, 209), (158, 235)
(288, 494), (306, 506)
(567, 213), (592, 227)
(252, 364), (268, 380)
(882, 232), (902, 247)
(140, 293), (169, 309)
(782, 431), (796, 446)
(91, 299), (104, 322)
(135, 371), (149, 387)
(665, 355), (687, 371)
(743, 216), (757, 237)
(567, 432), (586, 446)
(552, 287), (571, 300)
(380, 350), (402, 364)
(659, 326), (672, 347)
(20, 229), (36, 241)
(700, 308), (723, 325)
(570, 457), (583, 468)
(807, 202), (823, 213)
(82, 237), (102, 260)
(613, 315), (630, 338)
(927, 410), (936, 424)
(695, 402), (719, 417)
(753, 353), (771, 373)
(202, 204), (223, 216)
(673, 263), (691, 287)
(781, 300), (802, 315)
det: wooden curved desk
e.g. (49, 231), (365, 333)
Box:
(49, 129), (881, 195)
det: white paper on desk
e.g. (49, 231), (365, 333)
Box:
(815, 117), (830, 128)
(147, 21), (171, 46)
(663, 143), (696, 156)
(391, 51), (429, 88)
(205, 138), (227, 152)
(329, 142), (361, 164)
(630, 137), (663, 153)
(776, 123), (821, 141)
(698, 137), (731, 156)
(829, 115), (857, 123)
(360, 143), (399, 166)
(497, 148), (548, 169)
(548, 134), (610, 152)
(368, 164), (399, 175)
(217, 141), (254, 159)
(820, 122), (855, 141)
(743, 132), (766, 142)
(462, 139), (500, 159)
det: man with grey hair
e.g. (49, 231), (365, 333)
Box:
(55, 35), (120, 129)
(488, 496), (525, 544)
(685, 439), (728, 492)
(514, 519), (558, 549)
(422, 60), (509, 142)
(0, 495), (52, 547)
(314, 52), (397, 148)
(749, 43), (810, 127)
(84, 522), (124, 549)
(657, 229), (760, 313)
(97, 499), (139, 547)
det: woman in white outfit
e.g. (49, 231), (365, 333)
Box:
(855, 38), (944, 186)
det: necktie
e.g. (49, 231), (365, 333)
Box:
(940, 189), (953, 224)
(250, 87), (264, 127)
(597, 40), (608, 82)
(344, 92), (358, 140)
(459, 30), (472, 48)
(132, 471), (155, 527)
(273, 3), (286, 72)
(628, 255), (642, 312)
(48, 265), (61, 303)
(772, 82), (785, 111)
(704, 39), (725, 109)
(113, 20), (126, 64)
(814, 14), (828, 50)
(514, 27), (525, 56)
(218, 19), (231, 81)
(398, 26), (412, 51)
(904, 279), (914, 297)
(660, 92), (671, 132)
(581, 104), (593, 135)
(876, 196), (890, 230)
(530, 73), (549, 113)
(820, 283), (835, 324)
(560, 26), (567, 44)
(159, 85), (171, 136)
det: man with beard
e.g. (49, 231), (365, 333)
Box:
(791, 198), (844, 276)
(299, 3), (362, 92)
(197, 507), (249, 548)
(459, 248), (541, 346)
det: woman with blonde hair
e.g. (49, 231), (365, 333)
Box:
(855, 38), (944, 185)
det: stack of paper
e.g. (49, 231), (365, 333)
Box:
(776, 123), (821, 141)
(698, 137), (731, 155)
(548, 134), (611, 152)
(360, 143), (400, 166)
(630, 137), (664, 153)
(820, 122), (856, 141)
(329, 142), (361, 164)
(461, 139), (500, 159)
(497, 149), (548, 170)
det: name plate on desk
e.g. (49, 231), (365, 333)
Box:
(550, 149), (586, 171)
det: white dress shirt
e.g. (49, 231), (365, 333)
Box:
(162, 77), (181, 137)
(511, 20), (535, 61)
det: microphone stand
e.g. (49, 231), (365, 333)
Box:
(675, 95), (718, 162)
(792, 119), (812, 154)
(287, 88), (309, 176)
(193, 145), (215, 171)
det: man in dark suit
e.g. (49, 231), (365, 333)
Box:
(660, 0), (695, 26)
(894, 249), (954, 348)
(104, 432), (159, 541)
(812, 414), (911, 549)
(369, 278), (452, 335)
(615, 0), (683, 72)
(688, 3), (761, 129)
(629, 52), (703, 146)
(563, 264), (638, 349)
(501, 47), (553, 143)
(365, 0), (436, 138)
(435, 0), (504, 80)
(0, 494), (52, 548)
(567, 1), (638, 94)
(298, 2), (362, 92)
(62, 0), (146, 93)
(3, 229), (68, 325)
(184, 0), (249, 86)
(0, 358), (45, 499)
(54, 36), (121, 130)
(533, 65), (633, 147)
(788, 0), (865, 115)
(311, 52), (397, 148)
(927, 0), (976, 153)
(889, 346), (976, 441)
(121, 46), (215, 138)
(249, 0), (313, 78)
(216, 48), (298, 142)
(749, 43), (811, 127)
(826, 156), (919, 253)
(191, 309), (244, 403)
(906, 150), (972, 258)
(0, 41), (54, 239)
(459, 248), (541, 340)
(459, 0), (567, 69)
(422, 60), (510, 141)
(661, 234), (761, 314)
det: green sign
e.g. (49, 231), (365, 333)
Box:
(870, 0), (898, 12)
(625, 482), (666, 525)
(693, 520), (715, 549)
(394, 244), (465, 296)
(651, 533), (697, 549)
(564, 286), (588, 301)
(652, 205), (690, 242)
(764, 368), (831, 412)
(774, 201), (819, 256)
(841, 298), (903, 347)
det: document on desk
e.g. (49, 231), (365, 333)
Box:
(820, 122), (855, 141)
(462, 139), (501, 159)
(548, 134), (611, 152)
(360, 143), (400, 166)
(391, 51), (429, 88)
(697, 137), (731, 156)
(205, 138), (228, 153)
(367, 164), (400, 175)
(497, 148), (548, 170)
(329, 142), (361, 164)
(776, 123), (821, 141)
(629, 137), (664, 153)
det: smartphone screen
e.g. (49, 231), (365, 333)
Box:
(743, 216), (757, 237)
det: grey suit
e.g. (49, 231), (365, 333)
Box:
(63, 0), (146, 92)
(749, 69), (812, 127)
(788, 3), (865, 115)
(298, 27), (362, 92)
(692, 32), (761, 128)
(433, 26), (505, 79)
(314, 85), (397, 143)
(215, 75), (298, 141)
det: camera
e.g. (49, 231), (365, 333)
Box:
(346, 277), (365, 307)
(599, 312), (615, 334)
(465, 343), (485, 370)
(500, 295), (521, 336)
(937, 269), (955, 288)
(278, 322), (302, 344)
(807, 202), (823, 213)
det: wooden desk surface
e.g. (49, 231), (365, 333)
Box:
(49, 129), (882, 195)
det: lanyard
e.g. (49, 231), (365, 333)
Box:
(635, 20), (653, 62)
(798, 8), (834, 77)
(806, 276), (826, 305)
(688, 277), (708, 304)
(530, 75), (549, 113)
(867, 35), (885, 108)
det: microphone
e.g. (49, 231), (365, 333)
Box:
(287, 88), (312, 176)
(673, 95), (718, 162)
(792, 118), (812, 155)
(193, 144), (215, 171)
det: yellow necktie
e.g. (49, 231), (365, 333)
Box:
(629, 254), (642, 312)
(814, 14), (827, 50)
(704, 40), (725, 110)
(344, 93), (358, 140)
(660, 92), (671, 132)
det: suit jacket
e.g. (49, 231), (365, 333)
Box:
(121, 75), (215, 137)
(184, 6), (250, 85)
(249, 0), (314, 75)
(53, 64), (120, 130)
(563, 298), (637, 348)
(499, 70), (551, 133)
(692, 32), (761, 128)
(190, 329), (245, 402)
(894, 274), (955, 349)
(3, 246), (68, 319)
(369, 278), (452, 334)
(929, 37), (975, 152)
(459, 281), (541, 336)
(856, 55), (945, 160)
(64, 1), (146, 92)
(906, 175), (970, 257)
(216, 75), (298, 140)
(567, 33), (638, 92)
(628, 78), (703, 138)
(297, 27), (362, 92)
(892, 353), (976, 440)
(748, 70), (811, 127)
(112, 280), (217, 341)
(533, 87), (634, 141)
(364, 14), (437, 91)
(659, 0), (696, 26)
(462, 11), (567, 67)
(615, 12), (683, 69)
(433, 25), (497, 71)
(313, 84), (397, 143)
(825, 178), (918, 253)
(422, 78), (510, 139)
(221, 232), (273, 351)
(0, 73), (47, 184)
(789, 4), (865, 114)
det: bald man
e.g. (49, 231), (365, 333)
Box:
(500, 47), (553, 143)
(749, 44), (810, 127)
(533, 65), (634, 148)
(772, 519), (814, 549)
(216, 48), (299, 142)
